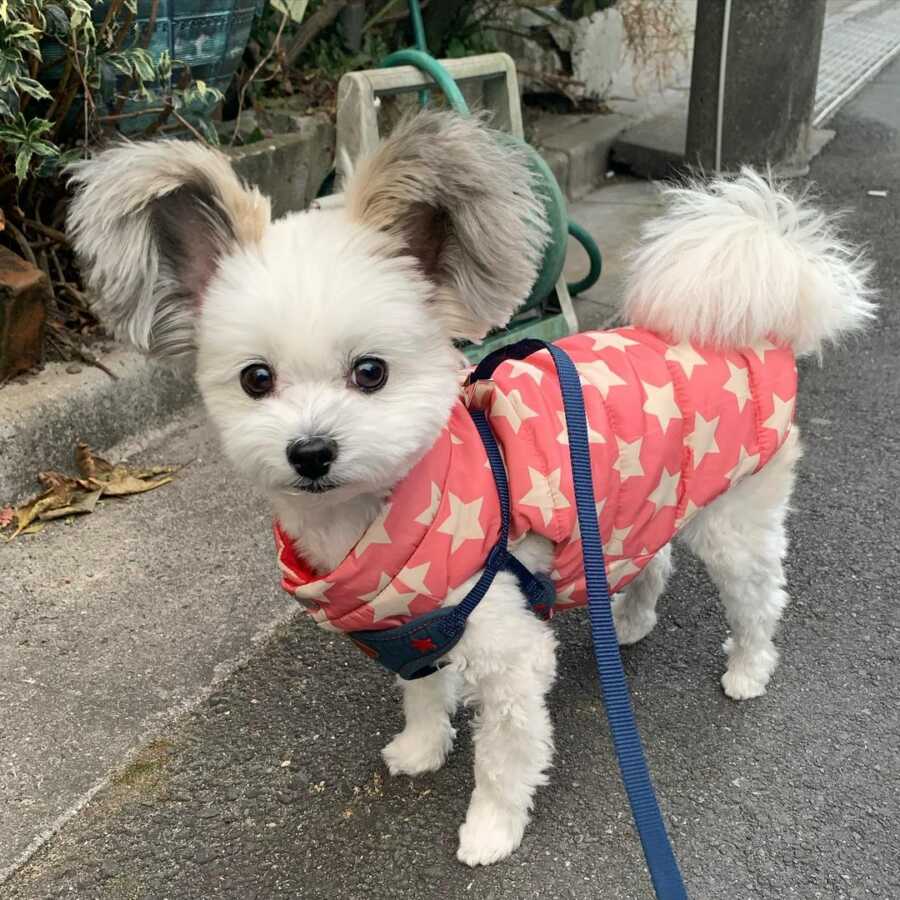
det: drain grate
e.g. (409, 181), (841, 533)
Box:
(815, 4), (900, 125)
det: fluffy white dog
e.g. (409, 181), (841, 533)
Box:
(66, 111), (873, 866)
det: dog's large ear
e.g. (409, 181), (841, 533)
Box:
(66, 141), (270, 359)
(342, 111), (548, 342)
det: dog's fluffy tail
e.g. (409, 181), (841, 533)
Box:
(622, 168), (876, 356)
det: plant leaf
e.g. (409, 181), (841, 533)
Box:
(15, 148), (31, 181)
(17, 77), (52, 101)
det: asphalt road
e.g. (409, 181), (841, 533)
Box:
(3, 63), (899, 899)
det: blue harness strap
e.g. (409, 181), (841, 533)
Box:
(350, 338), (687, 899)
(348, 396), (554, 681)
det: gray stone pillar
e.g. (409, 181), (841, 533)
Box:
(686, 0), (827, 173)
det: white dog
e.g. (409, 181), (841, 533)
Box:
(66, 111), (873, 867)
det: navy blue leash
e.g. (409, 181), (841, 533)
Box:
(351, 338), (687, 898)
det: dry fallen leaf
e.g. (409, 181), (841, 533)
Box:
(99, 471), (174, 497)
(39, 488), (102, 521)
(2, 443), (180, 541)
(75, 442), (114, 480)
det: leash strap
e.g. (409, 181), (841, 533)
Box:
(347, 387), (553, 680)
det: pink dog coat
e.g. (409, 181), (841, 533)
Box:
(275, 327), (797, 634)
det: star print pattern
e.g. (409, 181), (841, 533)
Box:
(519, 467), (571, 527)
(275, 327), (797, 632)
(723, 360), (752, 412)
(437, 493), (486, 553)
(354, 503), (392, 557)
(576, 358), (626, 398)
(505, 359), (544, 385)
(763, 394), (794, 440)
(687, 412), (720, 466)
(489, 387), (538, 434)
(641, 380), (682, 432)
(664, 342), (707, 378)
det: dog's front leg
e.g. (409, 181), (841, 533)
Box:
(382, 668), (460, 776)
(451, 574), (558, 866)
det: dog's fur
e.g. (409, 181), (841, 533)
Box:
(66, 111), (874, 866)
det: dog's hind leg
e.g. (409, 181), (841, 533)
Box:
(678, 430), (802, 700)
(382, 667), (461, 776)
(612, 543), (674, 645)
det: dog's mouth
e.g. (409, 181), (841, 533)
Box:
(291, 478), (340, 495)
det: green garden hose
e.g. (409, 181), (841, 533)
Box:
(381, 49), (470, 115)
(566, 220), (603, 296)
(314, 2), (603, 301)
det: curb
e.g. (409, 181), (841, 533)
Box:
(0, 352), (197, 504)
(531, 111), (633, 200)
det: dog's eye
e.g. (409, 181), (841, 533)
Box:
(240, 363), (275, 398)
(350, 357), (388, 393)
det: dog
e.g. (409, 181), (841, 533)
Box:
(66, 111), (873, 866)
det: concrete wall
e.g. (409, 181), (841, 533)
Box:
(489, 1), (696, 109)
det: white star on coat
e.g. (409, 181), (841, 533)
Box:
(746, 339), (778, 365)
(686, 412), (721, 465)
(723, 361), (752, 412)
(556, 580), (580, 604)
(763, 395), (794, 440)
(606, 524), (632, 556)
(609, 559), (641, 587)
(360, 572), (392, 604)
(437, 494), (485, 553)
(519, 467), (571, 527)
(664, 342), (707, 378)
(397, 561), (431, 595)
(586, 331), (638, 352)
(641, 380), (682, 432)
(647, 468), (680, 512)
(414, 482), (442, 526)
(726, 445), (761, 483)
(556, 411), (605, 446)
(490, 388), (539, 434)
(505, 359), (544, 384)
(613, 435), (644, 481)
(295, 579), (334, 604)
(577, 359), (626, 398)
(354, 503), (392, 557)
(370, 583), (417, 623)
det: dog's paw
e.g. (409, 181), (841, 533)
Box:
(382, 726), (455, 777)
(456, 799), (527, 867)
(612, 595), (657, 645)
(721, 668), (768, 700)
(721, 638), (776, 700)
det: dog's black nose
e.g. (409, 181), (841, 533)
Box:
(287, 437), (338, 480)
